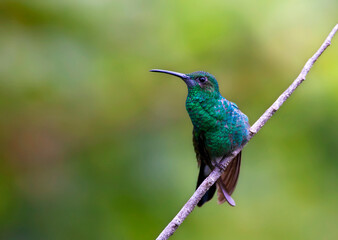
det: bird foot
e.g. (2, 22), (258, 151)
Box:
(214, 161), (225, 171)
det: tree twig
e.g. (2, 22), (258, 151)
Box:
(156, 24), (338, 240)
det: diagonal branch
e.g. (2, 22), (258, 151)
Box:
(156, 24), (338, 240)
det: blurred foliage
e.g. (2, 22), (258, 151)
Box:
(0, 0), (337, 239)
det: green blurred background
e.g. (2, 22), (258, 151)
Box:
(0, 0), (337, 239)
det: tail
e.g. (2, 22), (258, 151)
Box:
(216, 151), (242, 206)
(196, 161), (216, 207)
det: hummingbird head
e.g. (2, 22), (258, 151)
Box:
(150, 69), (220, 95)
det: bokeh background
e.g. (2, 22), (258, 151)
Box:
(0, 1), (337, 239)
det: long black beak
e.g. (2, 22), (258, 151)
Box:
(150, 69), (188, 79)
(150, 69), (194, 87)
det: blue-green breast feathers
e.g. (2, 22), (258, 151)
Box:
(186, 93), (249, 157)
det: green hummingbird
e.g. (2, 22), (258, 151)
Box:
(150, 69), (250, 207)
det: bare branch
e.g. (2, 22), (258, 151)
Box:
(156, 24), (338, 240)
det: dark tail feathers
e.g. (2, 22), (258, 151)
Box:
(196, 161), (216, 207)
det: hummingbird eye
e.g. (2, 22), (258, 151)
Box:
(198, 76), (207, 83)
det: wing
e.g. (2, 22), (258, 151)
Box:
(192, 129), (212, 167)
(193, 129), (216, 207)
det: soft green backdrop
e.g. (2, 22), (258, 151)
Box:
(0, 1), (337, 239)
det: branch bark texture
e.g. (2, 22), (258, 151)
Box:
(156, 24), (338, 240)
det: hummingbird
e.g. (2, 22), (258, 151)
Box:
(150, 69), (250, 207)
